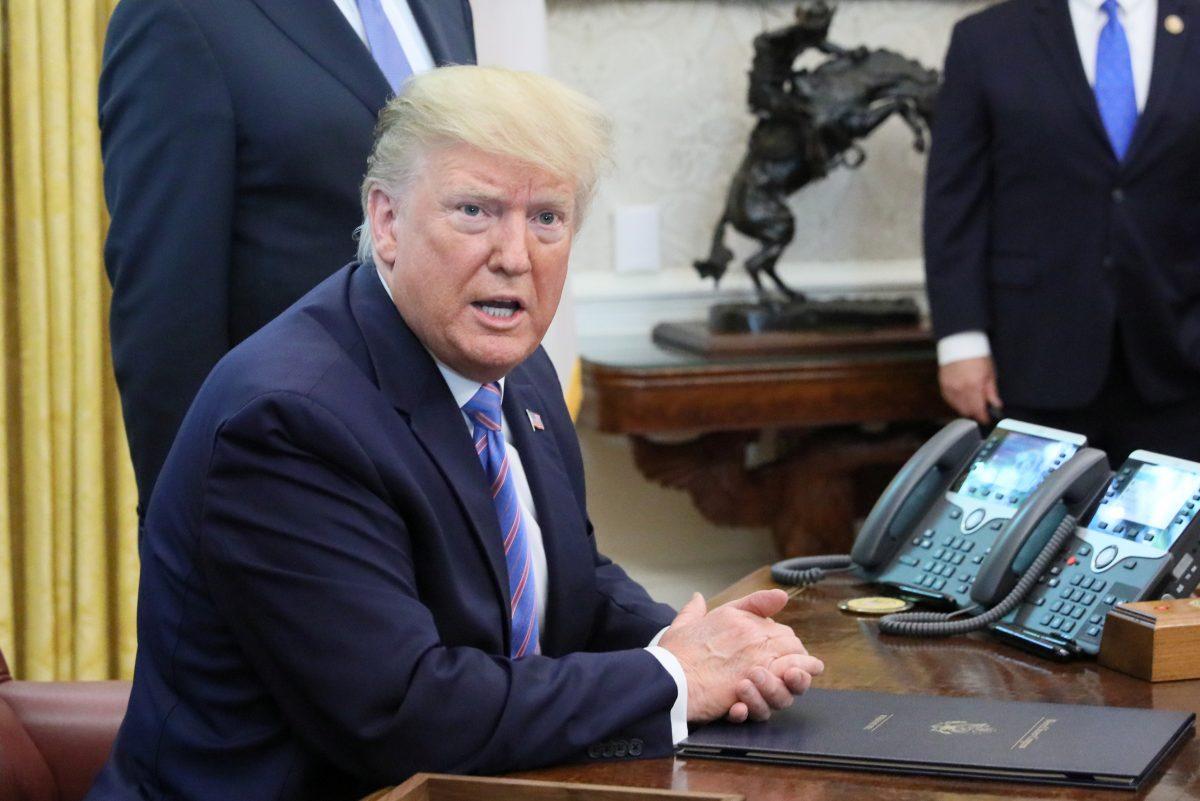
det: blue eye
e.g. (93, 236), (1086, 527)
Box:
(538, 211), (558, 225)
(462, 204), (482, 216)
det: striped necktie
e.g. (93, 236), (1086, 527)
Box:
(1094, 0), (1138, 160)
(354, 0), (414, 93)
(463, 383), (540, 659)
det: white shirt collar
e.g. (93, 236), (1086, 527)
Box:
(375, 265), (506, 409)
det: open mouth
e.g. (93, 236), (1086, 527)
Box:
(472, 299), (523, 320)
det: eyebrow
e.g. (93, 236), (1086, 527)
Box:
(443, 186), (574, 211)
(443, 186), (506, 205)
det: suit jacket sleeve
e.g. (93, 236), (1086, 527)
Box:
(99, 0), (236, 506)
(923, 20), (993, 340)
(196, 392), (678, 784)
(586, 539), (676, 651)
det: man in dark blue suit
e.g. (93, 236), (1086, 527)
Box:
(85, 67), (825, 801)
(99, 0), (476, 518)
(924, 0), (1200, 462)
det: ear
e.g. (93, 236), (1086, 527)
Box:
(367, 187), (401, 268)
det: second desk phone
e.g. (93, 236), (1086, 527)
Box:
(983, 450), (1200, 657)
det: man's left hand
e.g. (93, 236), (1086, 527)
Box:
(725, 652), (817, 722)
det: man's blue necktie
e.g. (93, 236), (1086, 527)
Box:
(464, 383), (540, 659)
(1095, 0), (1138, 160)
(355, 0), (413, 93)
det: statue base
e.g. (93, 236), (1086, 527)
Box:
(708, 297), (921, 334)
(652, 319), (931, 358)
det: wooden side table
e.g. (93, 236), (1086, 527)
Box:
(577, 328), (952, 556)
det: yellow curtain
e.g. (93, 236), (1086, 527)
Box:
(1, 0), (138, 680)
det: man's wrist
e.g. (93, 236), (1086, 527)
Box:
(645, 629), (689, 744)
(937, 330), (991, 365)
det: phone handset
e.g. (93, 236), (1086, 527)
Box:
(771, 419), (980, 586)
(850, 418), (980, 570)
(876, 448), (1111, 637)
(970, 448), (1111, 607)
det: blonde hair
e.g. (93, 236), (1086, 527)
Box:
(356, 65), (612, 264)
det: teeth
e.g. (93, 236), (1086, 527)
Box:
(479, 304), (516, 319)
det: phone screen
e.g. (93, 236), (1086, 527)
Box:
(950, 429), (1077, 507)
(1085, 460), (1200, 551)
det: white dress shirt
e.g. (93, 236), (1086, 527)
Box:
(937, 0), (1158, 366)
(329, 0), (436, 75)
(373, 268), (689, 742)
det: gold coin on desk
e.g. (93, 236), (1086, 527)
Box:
(839, 596), (912, 615)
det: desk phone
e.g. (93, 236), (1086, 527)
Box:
(991, 450), (1200, 657)
(859, 419), (1094, 610)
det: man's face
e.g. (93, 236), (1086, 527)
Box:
(370, 144), (575, 383)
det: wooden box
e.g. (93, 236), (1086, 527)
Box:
(1098, 597), (1200, 682)
(377, 773), (743, 801)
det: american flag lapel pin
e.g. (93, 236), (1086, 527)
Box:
(526, 409), (545, 431)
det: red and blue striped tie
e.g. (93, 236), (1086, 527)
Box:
(464, 383), (539, 659)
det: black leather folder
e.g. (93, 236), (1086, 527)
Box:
(677, 688), (1194, 790)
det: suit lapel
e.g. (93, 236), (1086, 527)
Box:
(1123, 0), (1193, 169)
(407, 0), (477, 65)
(347, 264), (512, 647)
(1033, 0), (1114, 154)
(503, 370), (584, 655)
(248, 0), (392, 117)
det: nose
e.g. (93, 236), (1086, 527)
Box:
(488, 213), (532, 275)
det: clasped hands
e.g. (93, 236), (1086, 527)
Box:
(658, 588), (824, 724)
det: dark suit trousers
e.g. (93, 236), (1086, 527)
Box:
(1003, 332), (1200, 464)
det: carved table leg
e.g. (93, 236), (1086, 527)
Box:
(629, 426), (934, 557)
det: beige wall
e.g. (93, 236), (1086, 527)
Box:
(580, 430), (778, 609)
(548, 0), (989, 276)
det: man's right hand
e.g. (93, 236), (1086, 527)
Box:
(658, 589), (824, 724)
(939, 356), (1001, 424)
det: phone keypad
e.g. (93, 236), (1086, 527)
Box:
(910, 536), (979, 591)
(1011, 542), (1139, 650)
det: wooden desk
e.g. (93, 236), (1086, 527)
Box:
(517, 568), (1200, 800)
(578, 333), (951, 556)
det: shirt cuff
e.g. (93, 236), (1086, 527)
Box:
(645, 627), (688, 744)
(937, 331), (991, 366)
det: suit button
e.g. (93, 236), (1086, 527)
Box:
(629, 738), (644, 757)
(602, 741), (616, 758)
(1111, 188), (1124, 202)
(588, 744), (602, 759)
(614, 739), (628, 757)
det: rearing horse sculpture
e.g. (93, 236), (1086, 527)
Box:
(695, 2), (940, 302)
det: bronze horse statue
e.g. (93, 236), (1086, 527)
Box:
(695, 7), (940, 303)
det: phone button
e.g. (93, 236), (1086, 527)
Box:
(964, 509), (986, 530)
(1094, 545), (1118, 569)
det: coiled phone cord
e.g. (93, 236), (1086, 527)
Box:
(770, 554), (856, 587)
(877, 513), (1078, 637)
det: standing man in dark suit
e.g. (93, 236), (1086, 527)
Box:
(99, 0), (476, 517)
(923, 0), (1200, 462)
(84, 67), (824, 801)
